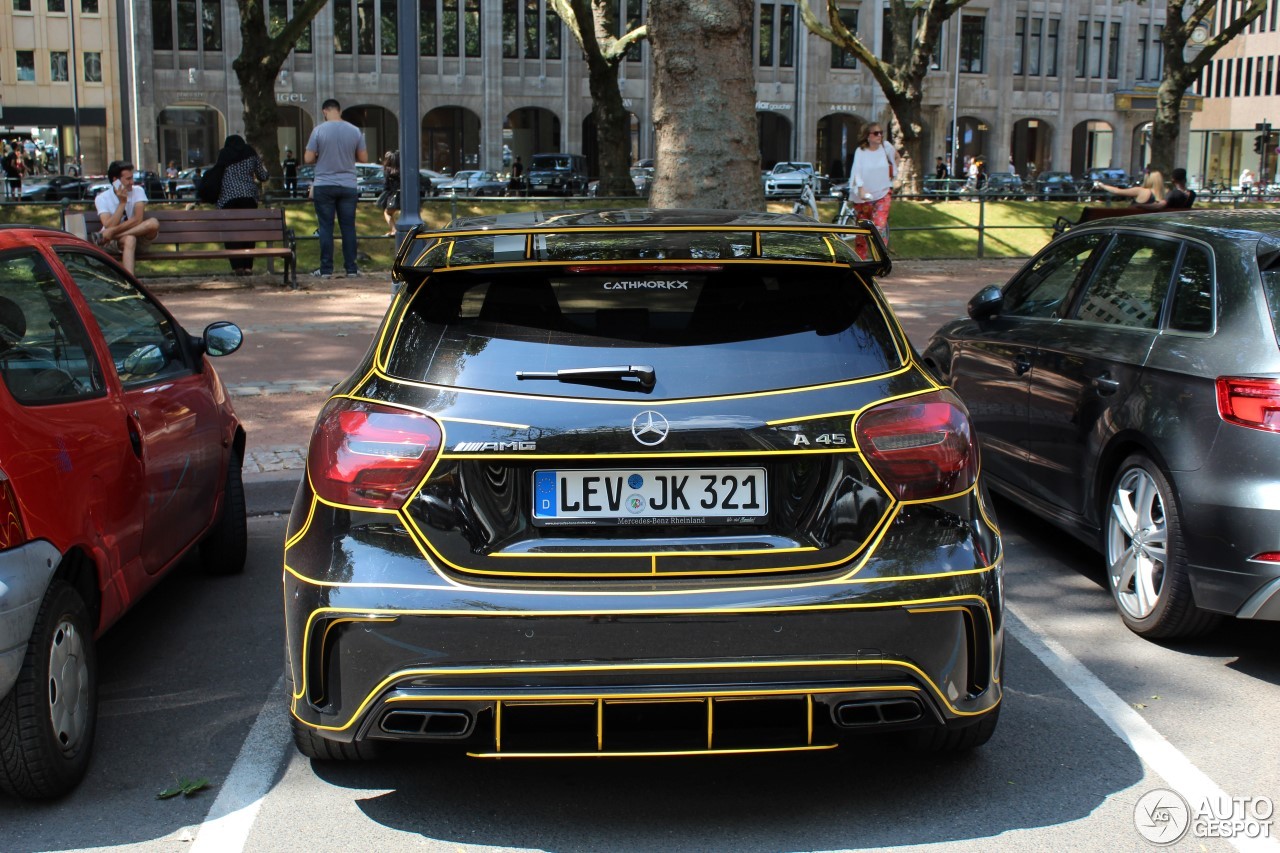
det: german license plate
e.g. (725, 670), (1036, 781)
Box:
(532, 468), (767, 526)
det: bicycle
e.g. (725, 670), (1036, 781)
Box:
(790, 179), (819, 220)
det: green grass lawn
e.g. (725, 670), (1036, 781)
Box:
(1, 194), (1270, 280)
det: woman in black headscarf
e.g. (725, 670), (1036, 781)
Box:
(213, 134), (269, 275)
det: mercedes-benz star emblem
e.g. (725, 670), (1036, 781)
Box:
(631, 410), (670, 446)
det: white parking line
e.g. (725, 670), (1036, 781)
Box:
(1008, 610), (1280, 852)
(190, 675), (291, 853)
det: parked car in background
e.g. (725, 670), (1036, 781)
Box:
(1034, 171), (1081, 200)
(16, 175), (91, 202)
(587, 166), (655, 198)
(1081, 168), (1137, 201)
(923, 210), (1280, 640)
(976, 173), (1029, 199)
(355, 164), (385, 199)
(434, 169), (508, 197)
(0, 225), (247, 798)
(526, 153), (589, 196)
(284, 209), (1003, 763)
(419, 169), (447, 197)
(763, 162), (832, 199)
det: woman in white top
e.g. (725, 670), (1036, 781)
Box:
(848, 122), (896, 246)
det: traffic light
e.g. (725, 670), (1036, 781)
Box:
(1256, 135), (1269, 155)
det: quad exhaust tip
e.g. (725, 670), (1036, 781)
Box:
(379, 709), (474, 739)
(833, 698), (925, 727)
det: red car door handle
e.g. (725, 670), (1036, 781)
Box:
(126, 412), (143, 458)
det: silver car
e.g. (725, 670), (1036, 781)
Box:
(923, 210), (1280, 639)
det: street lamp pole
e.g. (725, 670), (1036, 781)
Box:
(68, 0), (82, 174)
(396, 0), (422, 241)
(950, 12), (962, 178)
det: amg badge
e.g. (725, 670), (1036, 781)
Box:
(452, 440), (538, 452)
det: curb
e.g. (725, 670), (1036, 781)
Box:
(245, 471), (302, 517)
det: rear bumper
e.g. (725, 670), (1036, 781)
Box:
(0, 539), (61, 698)
(284, 494), (1004, 752)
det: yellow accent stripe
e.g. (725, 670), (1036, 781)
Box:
(468, 745), (839, 759)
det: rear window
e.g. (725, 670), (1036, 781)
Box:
(385, 267), (901, 398)
(1262, 270), (1280, 347)
(531, 156), (576, 171)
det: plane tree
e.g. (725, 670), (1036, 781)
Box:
(799, 0), (971, 194)
(550, 0), (647, 196)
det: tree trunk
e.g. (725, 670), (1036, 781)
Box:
(235, 61), (283, 183)
(648, 0), (763, 210)
(885, 96), (925, 195)
(1149, 78), (1185, 179)
(573, 0), (635, 197)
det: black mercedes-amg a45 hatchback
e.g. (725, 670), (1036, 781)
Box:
(284, 209), (1004, 760)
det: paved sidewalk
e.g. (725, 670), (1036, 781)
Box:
(149, 257), (1027, 510)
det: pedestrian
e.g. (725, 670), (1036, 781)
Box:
(507, 155), (524, 195)
(1240, 166), (1256, 195)
(1008, 156), (1017, 176)
(1162, 168), (1195, 209)
(165, 160), (179, 200)
(378, 150), (400, 236)
(212, 134), (269, 275)
(282, 148), (298, 197)
(304, 99), (368, 278)
(92, 160), (161, 275)
(3, 143), (24, 199)
(1096, 169), (1166, 206)
(848, 123), (896, 246)
(934, 156), (948, 179)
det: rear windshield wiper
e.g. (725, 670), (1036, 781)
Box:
(516, 364), (656, 392)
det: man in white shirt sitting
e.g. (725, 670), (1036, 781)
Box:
(93, 160), (160, 274)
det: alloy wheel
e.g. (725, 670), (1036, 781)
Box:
(1106, 467), (1169, 620)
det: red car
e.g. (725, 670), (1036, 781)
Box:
(0, 225), (246, 799)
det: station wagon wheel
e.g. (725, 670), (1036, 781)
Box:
(1105, 455), (1219, 639)
(0, 580), (98, 799)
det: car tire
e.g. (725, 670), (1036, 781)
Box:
(908, 705), (1000, 754)
(0, 580), (98, 799)
(1104, 454), (1220, 639)
(201, 450), (247, 576)
(290, 715), (381, 760)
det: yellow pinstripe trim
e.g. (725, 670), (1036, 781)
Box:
(290, 646), (998, 732)
(467, 745), (839, 759)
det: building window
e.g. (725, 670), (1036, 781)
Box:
(358, 0), (376, 54)
(48, 0), (65, 12)
(1138, 23), (1148, 80)
(758, 4), (774, 67)
(81, 0), (98, 12)
(268, 0), (311, 53)
(1046, 18), (1058, 76)
(17, 51), (36, 82)
(1152, 26), (1164, 79)
(522, 0), (538, 57)
(830, 7), (858, 69)
(779, 4), (794, 68)
(1107, 22), (1119, 79)
(1029, 18), (1042, 75)
(1268, 56), (1274, 96)
(1076, 19), (1086, 77)
(545, 3), (560, 59)
(420, 0), (436, 55)
(202, 0), (222, 51)
(1013, 16), (1025, 75)
(502, 0), (517, 57)
(14, 0), (33, 11)
(336, 0), (352, 52)
(1090, 21), (1103, 78)
(623, 0), (642, 62)
(84, 51), (102, 82)
(959, 15), (984, 73)
(51, 51), (69, 81)
(383, 0), (399, 54)
(464, 0), (480, 56)
(154, 0), (173, 49)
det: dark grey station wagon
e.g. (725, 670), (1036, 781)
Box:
(925, 210), (1280, 640)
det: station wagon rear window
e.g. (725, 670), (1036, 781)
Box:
(385, 267), (901, 398)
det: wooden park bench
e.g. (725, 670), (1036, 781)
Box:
(71, 208), (298, 288)
(1053, 205), (1156, 235)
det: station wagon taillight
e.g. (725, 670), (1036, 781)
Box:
(855, 390), (978, 502)
(307, 399), (442, 509)
(1216, 377), (1280, 433)
(0, 470), (28, 550)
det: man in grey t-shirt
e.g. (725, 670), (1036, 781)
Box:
(305, 99), (368, 277)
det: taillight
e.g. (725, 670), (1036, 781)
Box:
(0, 470), (28, 550)
(1216, 376), (1280, 432)
(855, 390), (978, 501)
(307, 399), (442, 509)
(1252, 552), (1280, 563)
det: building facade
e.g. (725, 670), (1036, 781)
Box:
(7, 0), (1184, 184)
(1190, 2), (1280, 189)
(0, 0), (126, 175)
